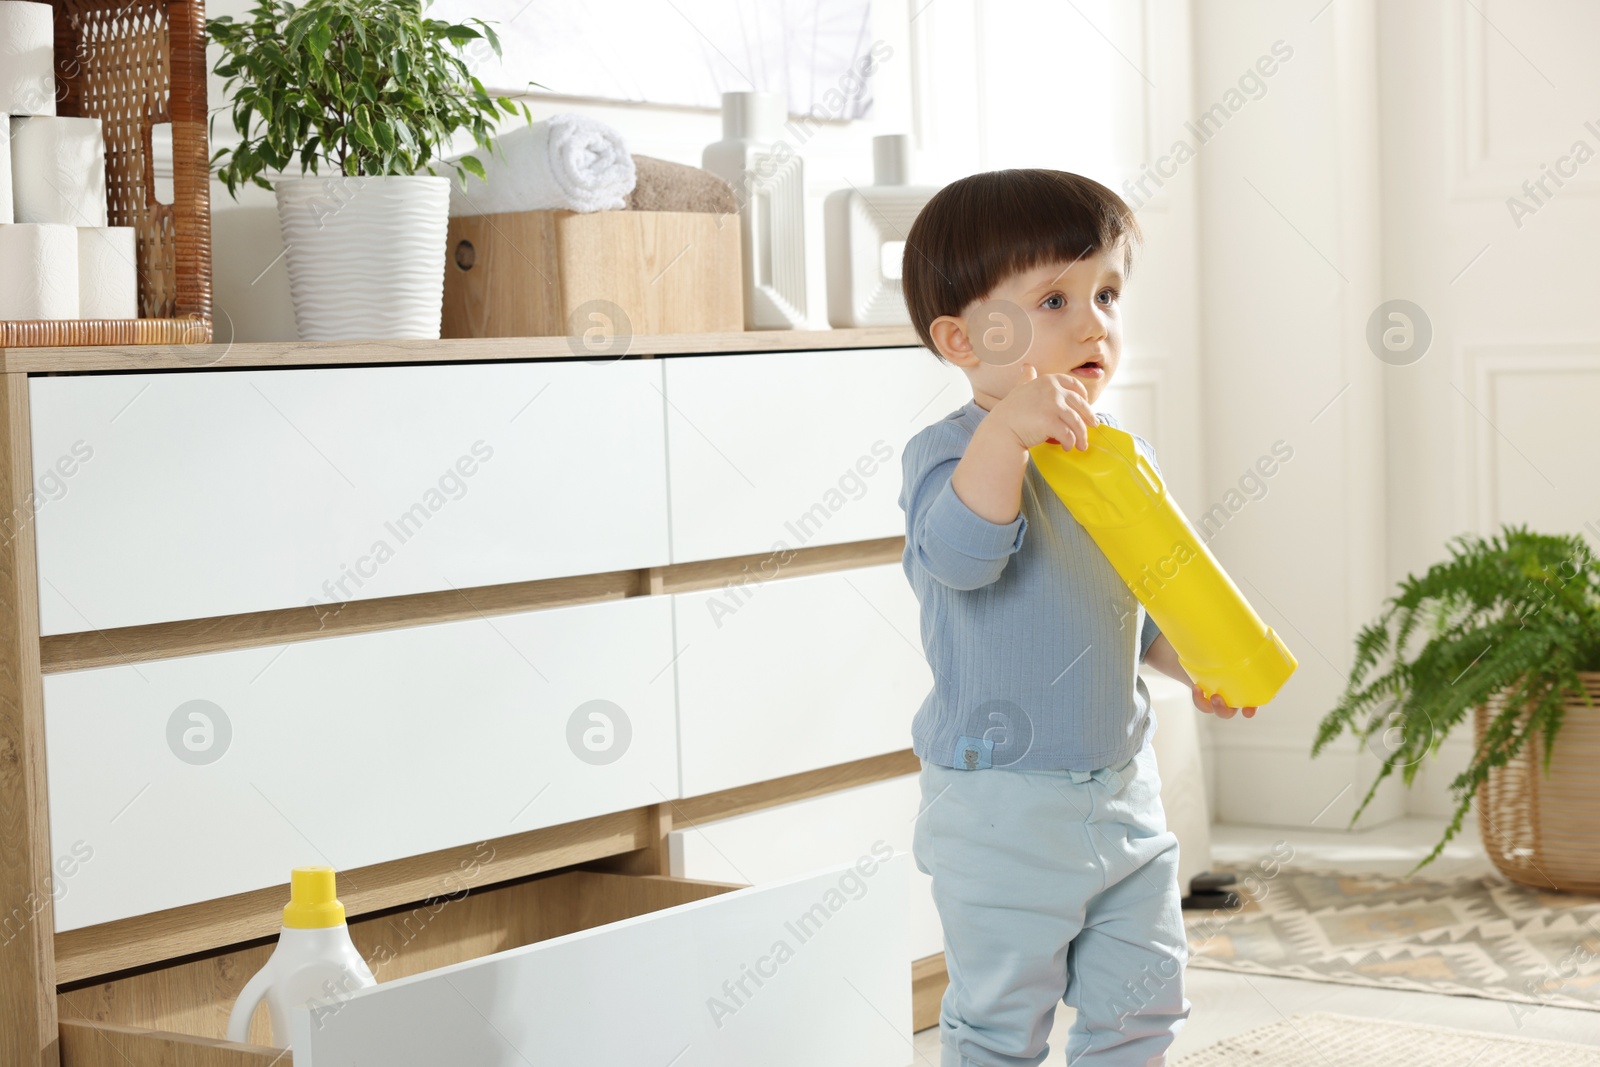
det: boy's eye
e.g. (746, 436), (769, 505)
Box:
(1041, 293), (1065, 310)
(1098, 288), (1120, 305)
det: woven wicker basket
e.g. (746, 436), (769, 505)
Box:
(0, 0), (212, 347)
(1473, 671), (1600, 894)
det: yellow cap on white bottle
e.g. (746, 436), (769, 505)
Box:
(282, 866), (346, 929)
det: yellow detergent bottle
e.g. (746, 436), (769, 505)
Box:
(1030, 422), (1298, 708)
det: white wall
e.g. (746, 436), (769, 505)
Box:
(1377, 0), (1600, 818)
(1189, 0), (1402, 830)
(1188, 0), (1600, 831)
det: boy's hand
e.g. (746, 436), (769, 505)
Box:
(1193, 684), (1256, 719)
(994, 363), (1096, 453)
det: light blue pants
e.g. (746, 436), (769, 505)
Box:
(912, 737), (1191, 1066)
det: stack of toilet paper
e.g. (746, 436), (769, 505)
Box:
(0, 0), (138, 322)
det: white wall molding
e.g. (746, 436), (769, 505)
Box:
(1444, 0), (1600, 202)
(1460, 343), (1600, 534)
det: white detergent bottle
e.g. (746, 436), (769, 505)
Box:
(226, 866), (376, 1048)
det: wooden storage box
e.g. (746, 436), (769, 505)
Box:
(441, 209), (743, 339)
(0, 0), (213, 346)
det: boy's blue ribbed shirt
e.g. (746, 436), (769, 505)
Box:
(898, 399), (1164, 773)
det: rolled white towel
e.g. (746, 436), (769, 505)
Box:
(443, 113), (637, 216)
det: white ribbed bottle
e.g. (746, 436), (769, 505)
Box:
(823, 134), (941, 328)
(226, 867), (376, 1050)
(702, 91), (808, 330)
(274, 174), (450, 341)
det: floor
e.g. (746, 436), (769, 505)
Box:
(909, 814), (1600, 1064)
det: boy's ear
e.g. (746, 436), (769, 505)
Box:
(929, 314), (976, 366)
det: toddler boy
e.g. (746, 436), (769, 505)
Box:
(897, 169), (1255, 1066)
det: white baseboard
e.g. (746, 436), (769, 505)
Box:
(1209, 737), (1409, 830)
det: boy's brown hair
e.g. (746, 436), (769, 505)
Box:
(901, 169), (1142, 359)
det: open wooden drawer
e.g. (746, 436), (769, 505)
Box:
(57, 858), (913, 1066)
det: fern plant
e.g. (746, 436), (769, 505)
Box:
(1313, 523), (1600, 874)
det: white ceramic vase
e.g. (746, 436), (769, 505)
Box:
(823, 134), (940, 328)
(274, 174), (450, 341)
(702, 91), (808, 330)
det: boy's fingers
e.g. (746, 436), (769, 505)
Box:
(1193, 685), (1251, 719)
(1058, 409), (1091, 451)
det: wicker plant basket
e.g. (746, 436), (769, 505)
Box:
(1473, 671), (1600, 893)
(0, 0), (212, 347)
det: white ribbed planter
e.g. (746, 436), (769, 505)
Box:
(274, 175), (450, 341)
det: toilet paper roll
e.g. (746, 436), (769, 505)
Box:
(0, 120), (12, 225)
(11, 115), (107, 226)
(0, 223), (79, 319)
(78, 226), (138, 319)
(0, 2), (55, 116)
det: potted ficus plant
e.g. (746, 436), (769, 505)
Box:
(207, 0), (534, 341)
(1314, 524), (1600, 890)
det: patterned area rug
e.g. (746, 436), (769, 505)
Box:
(1173, 1011), (1600, 1065)
(1183, 865), (1600, 1013)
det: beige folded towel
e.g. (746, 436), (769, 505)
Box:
(625, 155), (738, 214)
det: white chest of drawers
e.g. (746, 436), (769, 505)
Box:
(0, 328), (964, 1067)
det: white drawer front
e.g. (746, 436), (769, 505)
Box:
(29, 360), (670, 635)
(293, 857), (912, 1067)
(674, 562), (930, 796)
(662, 346), (967, 563)
(43, 595), (678, 930)
(670, 774), (943, 962)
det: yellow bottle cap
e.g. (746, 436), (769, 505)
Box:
(283, 866), (346, 929)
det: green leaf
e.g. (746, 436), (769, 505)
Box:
(308, 20), (332, 57)
(478, 21), (501, 56)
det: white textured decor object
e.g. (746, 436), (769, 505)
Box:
(703, 91), (807, 330)
(824, 135), (940, 328)
(274, 175), (451, 341)
(10, 115), (107, 226)
(0, 0), (55, 116)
